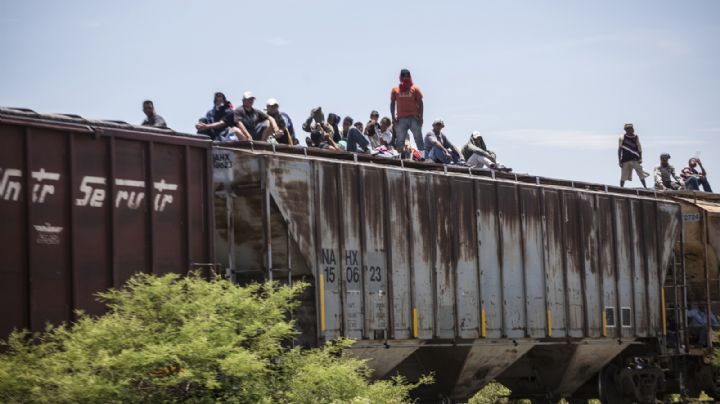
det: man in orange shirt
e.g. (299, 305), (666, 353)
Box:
(390, 69), (424, 156)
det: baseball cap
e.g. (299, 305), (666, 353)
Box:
(242, 91), (255, 100)
(266, 98), (279, 106)
(471, 131), (482, 140)
(624, 123), (634, 130)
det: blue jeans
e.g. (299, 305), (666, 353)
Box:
(396, 116), (423, 155)
(428, 146), (460, 164)
(685, 176), (713, 192)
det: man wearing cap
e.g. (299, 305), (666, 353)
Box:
(265, 98), (297, 145)
(681, 158), (713, 192)
(462, 131), (511, 171)
(654, 153), (683, 190)
(424, 119), (463, 164)
(228, 91), (282, 141)
(390, 69), (424, 156)
(618, 123), (648, 188)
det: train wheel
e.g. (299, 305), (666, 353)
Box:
(597, 364), (633, 404)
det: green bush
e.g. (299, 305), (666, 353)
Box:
(0, 273), (429, 403)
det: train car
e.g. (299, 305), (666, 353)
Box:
(661, 192), (720, 400)
(4, 107), (719, 403)
(212, 142), (683, 403)
(0, 107), (215, 339)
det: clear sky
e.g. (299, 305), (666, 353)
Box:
(1, 0), (718, 188)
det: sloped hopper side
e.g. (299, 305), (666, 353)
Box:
(213, 148), (682, 400)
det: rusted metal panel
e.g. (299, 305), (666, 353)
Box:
(630, 200), (649, 337)
(614, 198), (635, 338)
(597, 196), (618, 337)
(643, 200), (660, 336)
(340, 164), (363, 339)
(453, 179), (480, 339)
(578, 193), (601, 337)
(497, 183), (525, 338)
(433, 175), (456, 338)
(0, 111), (214, 340)
(543, 190), (568, 337)
(386, 169), (411, 339)
(520, 186), (547, 338)
(359, 167), (388, 338)
(476, 181), (503, 338)
(316, 162), (343, 339)
(407, 172), (434, 339)
(562, 192), (584, 338)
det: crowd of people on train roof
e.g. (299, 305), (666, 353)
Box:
(140, 69), (713, 193)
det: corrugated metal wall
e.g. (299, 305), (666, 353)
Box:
(0, 111), (214, 338)
(214, 148), (681, 342)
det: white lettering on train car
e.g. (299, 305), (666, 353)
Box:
(76, 176), (107, 207)
(31, 168), (61, 203)
(0, 168), (22, 201)
(3, 170), (180, 212)
(153, 179), (178, 212)
(115, 179), (145, 209)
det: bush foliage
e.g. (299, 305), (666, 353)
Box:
(0, 273), (429, 403)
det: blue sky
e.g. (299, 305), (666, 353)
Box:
(1, 0), (718, 187)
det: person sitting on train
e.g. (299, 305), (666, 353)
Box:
(231, 91), (284, 141)
(341, 116), (372, 153)
(461, 131), (512, 172)
(654, 153), (683, 191)
(265, 98), (298, 145)
(302, 107), (339, 151)
(681, 158), (713, 193)
(687, 304), (719, 346)
(365, 110), (382, 146)
(141, 100), (168, 128)
(423, 119), (463, 164)
(195, 92), (238, 142)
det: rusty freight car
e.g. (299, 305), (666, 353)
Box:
(213, 142), (682, 403)
(0, 108), (214, 339)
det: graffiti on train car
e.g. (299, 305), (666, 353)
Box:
(0, 167), (179, 212)
(1, 167), (58, 202)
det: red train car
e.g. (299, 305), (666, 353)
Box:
(0, 107), (214, 338)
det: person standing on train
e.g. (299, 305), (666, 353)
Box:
(681, 158), (713, 192)
(390, 69), (424, 156)
(618, 123), (648, 188)
(141, 100), (167, 128)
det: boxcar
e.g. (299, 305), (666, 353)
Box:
(0, 107), (214, 338)
(213, 142), (682, 402)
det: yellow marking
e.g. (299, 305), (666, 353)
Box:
(602, 310), (607, 337)
(319, 274), (326, 332)
(547, 309), (553, 337)
(481, 307), (487, 337)
(412, 308), (418, 338)
(661, 289), (667, 336)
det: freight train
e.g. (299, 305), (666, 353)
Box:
(1, 107), (718, 403)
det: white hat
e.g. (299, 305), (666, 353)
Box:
(266, 98), (279, 106)
(242, 91), (255, 100)
(432, 118), (444, 126)
(471, 131), (482, 139)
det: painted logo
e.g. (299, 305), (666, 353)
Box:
(33, 222), (63, 245)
